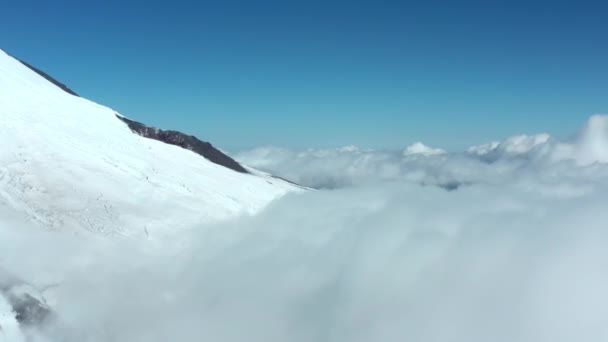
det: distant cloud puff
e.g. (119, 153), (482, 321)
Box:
(403, 142), (447, 156)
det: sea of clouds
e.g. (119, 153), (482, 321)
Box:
(2, 115), (608, 341)
(235, 115), (608, 190)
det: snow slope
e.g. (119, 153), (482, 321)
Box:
(0, 49), (300, 238)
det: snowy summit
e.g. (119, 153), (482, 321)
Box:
(0, 49), (302, 239)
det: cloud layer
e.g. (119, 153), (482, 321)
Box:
(235, 115), (608, 190)
(2, 115), (608, 341)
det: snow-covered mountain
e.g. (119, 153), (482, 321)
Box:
(0, 49), (302, 239)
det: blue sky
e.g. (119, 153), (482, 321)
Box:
(3, 0), (607, 150)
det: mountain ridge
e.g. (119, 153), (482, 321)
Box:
(6, 49), (248, 174)
(0, 48), (300, 237)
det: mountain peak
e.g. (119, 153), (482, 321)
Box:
(0, 48), (249, 174)
(0, 49), (300, 236)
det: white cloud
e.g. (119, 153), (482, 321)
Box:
(2, 115), (608, 341)
(234, 115), (608, 191)
(467, 141), (500, 156)
(556, 114), (608, 166)
(4, 178), (608, 341)
(403, 142), (447, 156)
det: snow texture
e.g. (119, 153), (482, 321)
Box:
(0, 49), (300, 239)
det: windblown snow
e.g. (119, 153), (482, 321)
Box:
(0, 49), (299, 239)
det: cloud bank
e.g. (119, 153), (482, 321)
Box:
(2, 115), (608, 341)
(234, 115), (608, 190)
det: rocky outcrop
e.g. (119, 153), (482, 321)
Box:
(117, 115), (249, 173)
(10, 52), (250, 174)
(0, 278), (54, 334)
(8, 292), (52, 327)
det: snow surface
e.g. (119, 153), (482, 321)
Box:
(0, 49), (300, 238)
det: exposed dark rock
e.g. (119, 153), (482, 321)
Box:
(117, 115), (249, 173)
(436, 181), (472, 191)
(0, 279), (54, 329)
(271, 175), (308, 189)
(10, 293), (53, 326)
(439, 181), (462, 191)
(10, 52), (284, 176)
(419, 180), (471, 192)
(16, 58), (79, 97)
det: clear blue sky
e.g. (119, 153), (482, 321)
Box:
(2, 0), (607, 150)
